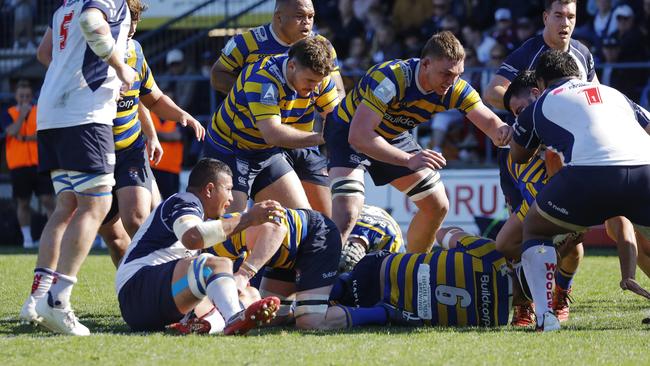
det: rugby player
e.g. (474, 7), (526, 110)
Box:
(325, 31), (512, 253)
(211, 0), (345, 216)
(339, 204), (405, 273)
(204, 36), (338, 213)
(97, 0), (205, 266)
(328, 227), (512, 327)
(510, 50), (650, 331)
(115, 158), (283, 334)
(484, 0), (599, 323)
(206, 206), (344, 330)
(19, 0), (134, 335)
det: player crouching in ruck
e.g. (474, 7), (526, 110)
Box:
(115, 158), (283, 335)
(329, 227), (513, 328)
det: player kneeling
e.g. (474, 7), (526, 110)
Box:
(115, 158), (283, 335)
(329, 227), (513, 327)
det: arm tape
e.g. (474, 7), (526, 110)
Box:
(195, 219), (228, 248)
(79, 10), (116, 61)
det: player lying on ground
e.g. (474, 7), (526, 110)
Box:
(338, 204), (405, 273)
(115, 158), (283, 335)
(328, 227), (512, 327)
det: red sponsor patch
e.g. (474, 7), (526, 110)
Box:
(582, 87), (602, 105)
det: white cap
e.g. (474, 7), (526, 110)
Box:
(494, 8), (512, 21)
(166, 49), (184, 65)
(613, 4), (634, 18)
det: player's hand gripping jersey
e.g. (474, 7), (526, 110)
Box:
(207, 55), (338, 156)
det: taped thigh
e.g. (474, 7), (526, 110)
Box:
(294, 293), (329, 318)
(330, 176), (365, 199)
(401, 170), (442, 202)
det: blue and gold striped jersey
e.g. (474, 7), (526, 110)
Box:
(113, 39), (156, 151)
(208, 208), (309, 270)
(207, 55), (339, 155)
(349, 205), (404, 253)
(506, 152), (548, 221)
(381, 235), (511, 327)
(333, 58), (481, 140)
(217, 23), (340, 76)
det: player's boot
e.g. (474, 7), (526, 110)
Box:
(511, 302), (536, 327)
(19, 295), (42, 324)
(535, 311), (561, 332)
(381, 303), (424, 326)
(223, 296), (280, 335)
(35, 293), (90, 336)
(552, 286), (572, 322)
(167, 318), (211, 335)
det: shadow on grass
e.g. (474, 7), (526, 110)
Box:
(0, 247), (111, 256)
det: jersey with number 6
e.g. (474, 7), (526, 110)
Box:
(381, 235), (511, 326)
(38, 0), (130, 131)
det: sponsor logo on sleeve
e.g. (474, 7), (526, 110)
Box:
(260, 83), (279, 106)
(373, 78), (396, 104)
(222, 38), (236, 56)
(252, 26), (268, 42)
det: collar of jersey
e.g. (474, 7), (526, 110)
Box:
(269, 23), (291, 47)
(414, 60), (434, 95)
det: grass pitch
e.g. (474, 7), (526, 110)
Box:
(1, 247), (649, 365)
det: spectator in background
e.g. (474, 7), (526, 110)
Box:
(462, 21), (497, 65)
(369, 25), (402, 63)
(421, 0), (453, 39)
(599, 35), (621, 85)
(514, 16), (539, 46)
(391, 0), (434, 33)
(158, 49), (196, 113)
(332, 0), (365, 60)
(402, 29), (423, 59)
(150, 111), (183, 200)
(342, 36), (369, 74)
(439, 14), (462, 39)
(492, 8), (518, 52)
(2, 80), (54, 249)
(608, 4), (648, 101)
(11, 0), (36, 50)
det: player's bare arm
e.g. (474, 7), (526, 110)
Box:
(348, 103), (445, 170)
(466, 102), (513, 146)
(233, 222), (288, 291)
(257, 116), (324, 148)
(210, 61), (238, 94)
(140, 83), (205, 141)
(483, 74), (511, 110)
(36, 27), (53, 67)
(137, 102), (164, 165)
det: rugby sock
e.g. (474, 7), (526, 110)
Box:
(521, 239), (557, 326)
(47, 272), (77, 309)
(30, 267), (55, 299)
(201, 307), (225, 334)
(337, 305), (388, 327)
(21, 226), (33, 247)
(555, 267), (575, 291)
(205, 273), (243, 321)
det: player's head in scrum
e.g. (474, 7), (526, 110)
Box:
(286, 36), (335, 97)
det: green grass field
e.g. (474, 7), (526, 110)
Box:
(1, 247), (649, 365)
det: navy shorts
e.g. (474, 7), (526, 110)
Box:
(204, 146), (293, 198)
(10, 166), (54, 199)
(104, 145), (155, 223)
(338, 250), (391, 307)
(37, 123), (115, 174)
(252, 147), (329, 193)
(324, 117), (421, 186)
(497, 148), (522, 212)
(152, 169), (180, 200)
(118, 259), (184, 331)
(536, 165), (650, 228)
(264, 210), (342, 291)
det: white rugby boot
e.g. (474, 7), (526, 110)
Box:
(19, 295), (42, 324)
(35, 293), (90, 336)
(536, 311), (561, 332)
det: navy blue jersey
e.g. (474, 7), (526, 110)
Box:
(116, 192), (203, 293)
(496, 35), (596, 83)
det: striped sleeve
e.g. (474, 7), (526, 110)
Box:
(139, 58), (155, 96)
(358, 66), (397, 117)
(451, 79), (481, 114)
(246, 75), (282, 121)
(217, 32), (251, 73)
(315, 75), (339, 114)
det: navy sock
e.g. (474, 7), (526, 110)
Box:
(337, 305), (387, 327)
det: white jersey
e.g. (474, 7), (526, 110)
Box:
(513, 78), (650, 166)
(37, 0), (130, 130)
(115, 192), (202, 295)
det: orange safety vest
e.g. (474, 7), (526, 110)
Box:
(6, 105), (38, 169)
(150, 112), (183, 174)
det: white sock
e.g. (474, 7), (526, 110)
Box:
(521, 240), (557, 326)
(48, 272), (77, 309)
(21, 226), (33, 246)
(206, 273), (243, 321)
(31, 267), (55, 299)
(202, 308), (225, 334)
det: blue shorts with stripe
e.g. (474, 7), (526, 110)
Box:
(252, 147), (329, 193)
(324, 117), (421, 186)
(118, 259), (183, 331)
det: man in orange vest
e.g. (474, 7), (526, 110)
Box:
(150, 111), (183, 199)
(2, 80), (54, 248)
